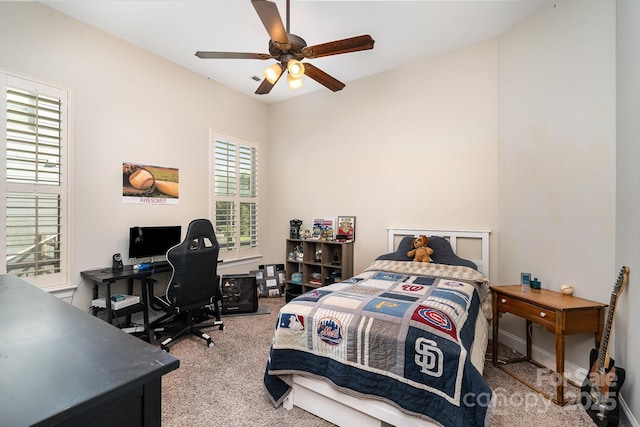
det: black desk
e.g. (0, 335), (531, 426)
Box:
(0, 274), (179, 427)
(81, 263), (172, 341)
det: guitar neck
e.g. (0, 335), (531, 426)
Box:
(596, 292), (618, 371)
(595, 266), (629, 372)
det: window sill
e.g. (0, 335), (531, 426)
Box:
(217, 255), (262, 270)
(44, 283), (77, 300)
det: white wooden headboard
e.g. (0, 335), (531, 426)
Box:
(387, 227), (491, 277)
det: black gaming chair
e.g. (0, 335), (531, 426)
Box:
(149, 219), (224, 352)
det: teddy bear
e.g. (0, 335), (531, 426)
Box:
(407, 235), (434, 263)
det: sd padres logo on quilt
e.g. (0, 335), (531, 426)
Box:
(414, 337), (443, 377)
(316, 317), (343, 345)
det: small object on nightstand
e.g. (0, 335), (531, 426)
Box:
(530, 277), (541, 289)
(561, 285), (573, 295)
(520, 272), (531, 292)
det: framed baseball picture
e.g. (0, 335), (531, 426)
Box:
(336, 216), (356, 241)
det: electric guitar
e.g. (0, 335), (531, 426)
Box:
(580, 266), (629, 427)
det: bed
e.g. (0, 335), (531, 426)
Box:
(264, 228), (493, 427)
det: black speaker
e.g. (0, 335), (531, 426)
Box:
(112, 253), (123, 271)
(220, 274), (258, 315)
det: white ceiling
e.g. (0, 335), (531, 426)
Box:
(41, 0), (546, 104)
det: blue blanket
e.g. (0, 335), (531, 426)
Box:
(264, 261), (494, 426)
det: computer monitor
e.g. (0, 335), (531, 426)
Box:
(128, 226), (182, 260)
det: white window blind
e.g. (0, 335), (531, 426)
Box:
(2, 73), (70, 288)
(211, 133), (259, 261)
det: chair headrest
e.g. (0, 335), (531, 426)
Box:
(185, 219), (216, 240)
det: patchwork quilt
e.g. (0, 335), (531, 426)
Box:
(264, 260), (495, 427)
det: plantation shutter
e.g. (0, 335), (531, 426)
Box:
(2, 75), (69, 287)
(212, 134), (259, 260)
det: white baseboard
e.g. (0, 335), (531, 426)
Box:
(45, 286), (75, 301)
(497, 329), (588, 384)
(497, 329), (637, 426)
(618, 395), (639, 427)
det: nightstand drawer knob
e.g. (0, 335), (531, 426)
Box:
(540, 312), (546, 317)
(501, 298), (506, 304)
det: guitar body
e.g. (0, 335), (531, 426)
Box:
(580, 266), (629, 427)
(580, 343), (626, 426)
(580, 348), (626, 427)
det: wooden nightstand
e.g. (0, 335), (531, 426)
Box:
(491, 285), (607, 405)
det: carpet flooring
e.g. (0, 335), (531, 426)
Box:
(156, 297), (610, 426)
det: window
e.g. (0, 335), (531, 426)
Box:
(210, 132), (260, 261)
(1, 72), (71, 288)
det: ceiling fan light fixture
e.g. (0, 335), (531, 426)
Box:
(196, 0), (374, 95)
(287, 72), (303, 90)
(287, 60), (305, 79)
(263, 63), (283, 84)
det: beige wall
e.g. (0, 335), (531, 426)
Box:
(265, 41), (499, 276)
(0, 3), (269, 304)
(498, 0), (616, 301)
(616, 0), (640, 420)
(496, 0), (617, 379)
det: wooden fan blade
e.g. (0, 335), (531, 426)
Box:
(252, 0), (290, 51)
(302, 63), (345, 92)
(255, 79), (275, 95)
(195, 51), (272, 60)
(302, 34), (375, 59)
(255, 70), (284, 95)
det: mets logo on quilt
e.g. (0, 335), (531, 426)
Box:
(316, 316), (343, 345)
(412, 306), (457, 339)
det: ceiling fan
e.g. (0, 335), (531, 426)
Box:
(195, 0), (375, 95)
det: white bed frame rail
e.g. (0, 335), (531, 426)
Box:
(285, 376), (434, 427)
(387, 227), (490, 277)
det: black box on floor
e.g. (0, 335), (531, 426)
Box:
(220, 274), (258, 315)
(285, 284), (303, 303)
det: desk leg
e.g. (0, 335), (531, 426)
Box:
(124, 278), (135, 326)
(555, 317), (565, 405)
(105, 281), (114, 324)
(492, 293), (498, 365)
(525, 319), (532, 359)
(91, 282), (99, 316)
(139, 278), (151, 342)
